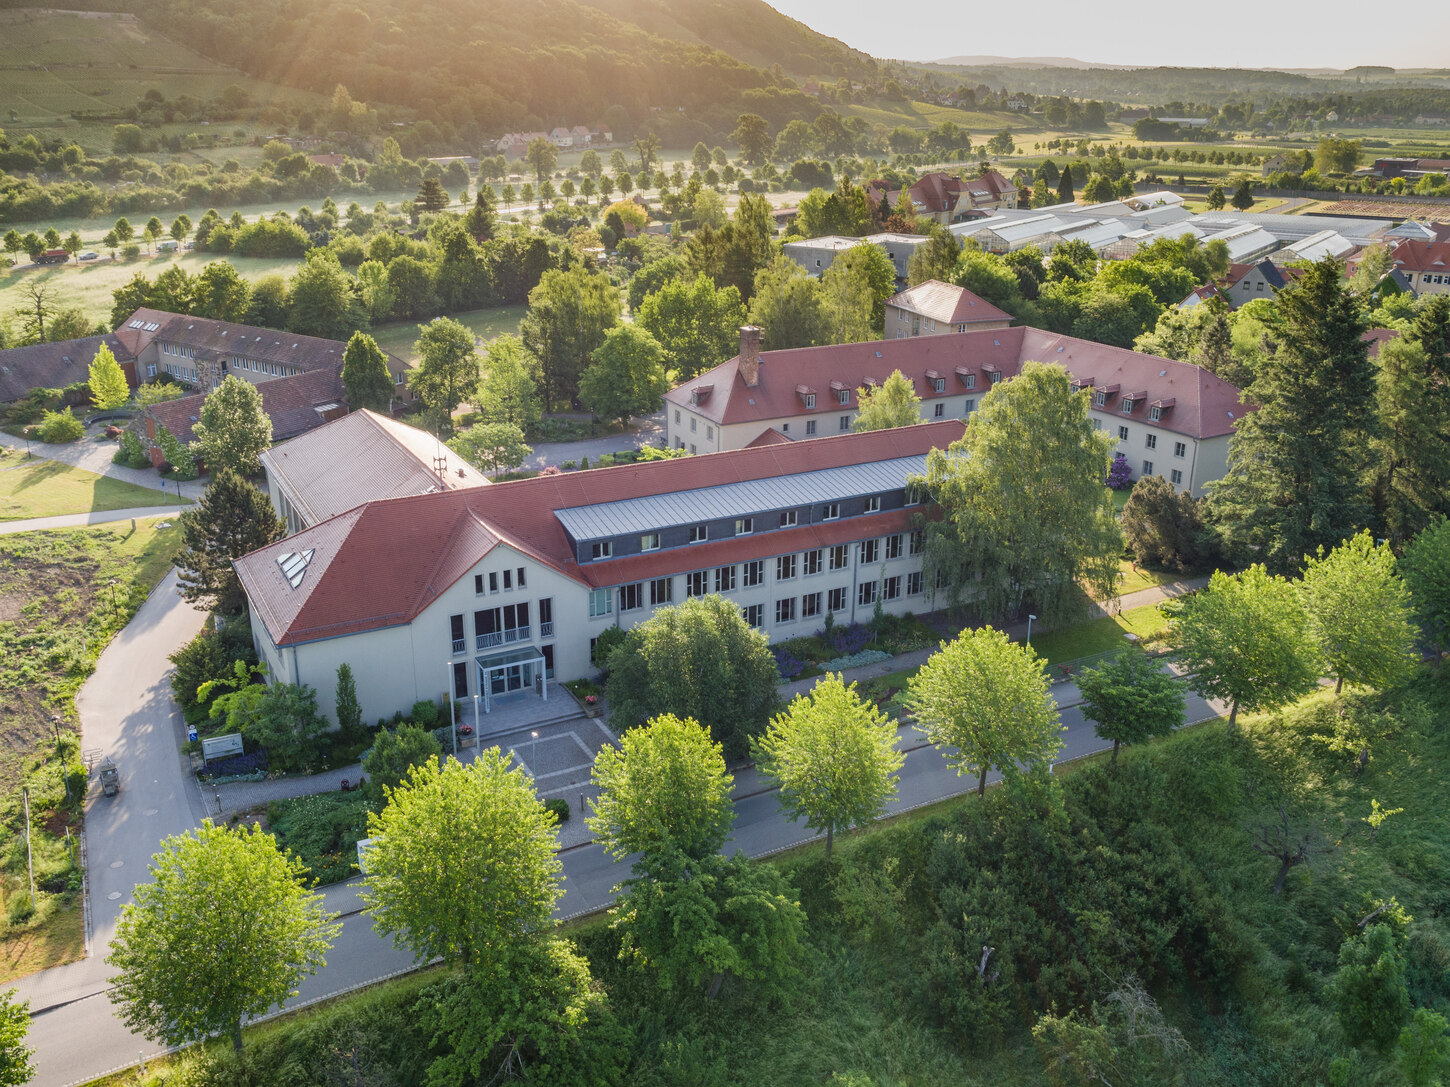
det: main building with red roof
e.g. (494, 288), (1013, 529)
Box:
(236, 422), (964, 726)
(664, 325), (1251, 496)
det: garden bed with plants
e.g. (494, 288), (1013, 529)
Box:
(771, 614), (937, 681)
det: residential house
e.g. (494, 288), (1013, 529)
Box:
(868, 170), (1019, 226)
(234, 422), (963, 726)
(0, 334), (136, 405)
(261, 408), (489, 534)
(664, 326), (1251, 496)
(1218, 260), (1295, 308)
(884, 281), (1013, 337)
(781, 232), (933, 281)
(1368, 157), (1450, 181)
(1364, 240), (1450, 297)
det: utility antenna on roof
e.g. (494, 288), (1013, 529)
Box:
(433, 432), (448, 483)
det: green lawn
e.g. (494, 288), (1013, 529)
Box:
(0, 447), (182, 521)
(370, 306), (527, 366)
(1026, 601), (1169, 668)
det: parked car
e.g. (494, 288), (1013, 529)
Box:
(156, 239), (178, 252)
(78, 250), (100, 261)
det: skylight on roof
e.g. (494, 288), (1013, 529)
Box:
(277, 549), (315, 589)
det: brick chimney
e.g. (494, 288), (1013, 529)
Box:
(738, 325), (762, 387)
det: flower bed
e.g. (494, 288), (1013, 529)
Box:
(821, 649), (891, 672)
(198, 748), (268, 780)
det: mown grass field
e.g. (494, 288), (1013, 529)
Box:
(0, 447), (181, 520)
(369, 306), (527, 365)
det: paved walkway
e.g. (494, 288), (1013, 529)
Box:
(522, 412), (666, 470)
(0, 507), (186, 535)
(0, 427), (207, 500)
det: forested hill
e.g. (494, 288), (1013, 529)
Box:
(24, 0), (869, 133)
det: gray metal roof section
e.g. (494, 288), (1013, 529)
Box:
(555, 454), (928, 541)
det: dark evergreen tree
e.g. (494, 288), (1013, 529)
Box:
(1056, 164), (1074, 204)
(1372, 296), (1450, 544)
(341, 332), (394, 414)
(173, 470), (285, 614)
(464, 186), (497, 242)
(1206, 257), (1376, 572)
(415, 177), (450, 213)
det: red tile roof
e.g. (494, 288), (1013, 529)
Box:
(666, 327), (1251, 441)
(236, 420), (965, 646)
(1388, 239), (1450, 272)
(744, 427), (792, 447)
(148, 369), (344, 445)
(886, 281), (1013, 325)
(0, 334), (133, 403)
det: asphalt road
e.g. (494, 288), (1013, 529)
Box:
(18, 571), (1225, 1087)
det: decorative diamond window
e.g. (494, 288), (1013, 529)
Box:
(277, 549), (314, 589)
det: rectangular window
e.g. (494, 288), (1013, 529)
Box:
(989, 371), (1001, 385)
(1118, 426), (1129, 441)
(743, 603), (763, 627)
(839, 415), (850, 431)
(963, 372), (977, 389)
(932, 378), (945, 393)
(474, 574), (484, 594)
(650, 578), (672, 606)
(907, 571), (923, 595)
(803, 393), (816, 409)
(910, 529), (925, 556)
(1094, 390), (1107, 407)
(619, 583), (644, 611)
(690, 417), (697, 432)
(806, 419), (817, 435)
(779, 510), (798, 528)
(782, 424), (789, 433)
(674, 409), (681, 423)
(803, 549), (822, 576)
(1143, 460), (1154, 475)
(802, 591), (822, 618)
(1149, 405), (1162, 421)
(742, 560), (764, 587)
(539, 597), (553, 637)
(858, 581), (878, 606)
(588, 588), (612, 617)
(837, 387), (850, 404)
(503, 569), (512, 590)
(454, 661), (469, 699)
(860, 538), (879, 564)
(1145, 433), (1157, 450)
(450, 614), (465, 655)
(735, 517), (753, 536)
(517, 568), (526, 589)
(641, 532), (660, 552)
(777, 554), (797, 581)
(964, 398), (976, 414)
(715, 565), (736, 592)
(822, 502), (840, 521)
(828, 587), (848, 612)
(689, 524), (708, 544)
(1121, 399), (1133, 414)
(1170, 469), (1183, 485)
(1174, 441), (1186, 458)
(706, 425), (714, 440)
(590, 541), (612, 561)
(884, 575), (902, 601)
(934, 402), (945, 418)
(775, 598), (796, 624)
(686, 571), (708, 597)
(886, 534), (903, 560)
(829, 544), (849, 570)
(864, 495), (881, 513)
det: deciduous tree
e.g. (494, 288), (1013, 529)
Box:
(520, 266), (620, 411)
(1165, 565), (1318, 728)
(635, 273), (746, 380)
(476, 335), (542, 431)
(173, 468), (285, 613)
(748, 256), (826, 349)
(1299, 531), (1418, 693)
(753, 674), (903, 855)
(1330, 923), (1410, 1052)
(192, 374), (272, 476)
(87, 342), (130, 410)
(904, 627), (1061, 795)
(852, 369), (922, 432)
(1076, 650), (1185, 762)
(1373, 302), (1450, 543)
(0, 990), (33, 1086)
(915, 362), (1121, 624)
(579, 324), (670, 427)
(361, 724), (441, 803)
(411, 317), (480, 433)
(1402, 516), (1450, 655)
(362, 754), (562, 968)
(107, 821), (338, 1051)
(731, 113), (770, 167)
(448, 421), (531, 476)
(340, 331), (394, 414)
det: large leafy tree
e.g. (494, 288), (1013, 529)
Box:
(1372, 298), (1450, 544)
(1206, 257), (1376, 572)
(361, 723), (441, 802)
(1298, 530), (1418, 693)
(449, 421), (531, 476)
(362, 753), (562, 968)
(340, 331), (394, 413)
(1165, 565), (1319, 728)
(1076, 650), (1185, 762)
(192, 374), (273, 477)
(286, 251), (367, 341)
(1402, 516), (1450, 654)
(635, 273), (746, 380)
(87, 341), (130, 410)
(588, 713), (733, 866)
(753, 674), (903, 855)
(1120, 473), (1211, 571)
(748, 256), (826, 350)
(174, 468), (285, 613)
(579, 324), (671, 427)
(525, 137), (558, 184)
(520, 266), (621, 411)
(411, 316), (480, 433)
(904, 627), (1061, 795)
(193, 261), (252, 322)
(606, 595), (780, 760)
(107, 821), (339, 1051)
(915, 362), (1122, 625)
(818, 255), (879, 344)
(832, 241), (897, 330)
(852, 369), (922, 432)
(476, 335), (542, 431)
(907, 226), (963, 287)
(0, 989), (32, 1086)
(731, 113), (770, 167)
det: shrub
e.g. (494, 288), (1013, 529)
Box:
(361, 724), (441, 802)
(266, 790), (373, 886)
(773, 648), (807, 680)
(410, 699), (440, 729)
(821, 649), (891, 671)
(37, 408), (84, 443)
(592, 625), (627, 672)
(6, 891), (34, 925)
(198, 748), (269, 779)
(544, 797), (570, 822)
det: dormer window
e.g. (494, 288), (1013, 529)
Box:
(988, 370), (1001, 385)
(932, 378), (945, 393)
(591, 541), (612, 561)
(1094, 390), (1107, 407)
(735, 517), (753, 536)
(864, 496), (881, 513)
(1121, 397), (1134, 414)
(1148, 405), (1161, 421)
(779, 510), (798, 528)
(689, 524), (708, 543)
(837, 388), (849, 404)
(804, 393), (815, 409)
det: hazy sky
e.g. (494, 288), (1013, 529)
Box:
(767, 0), (1450, 70)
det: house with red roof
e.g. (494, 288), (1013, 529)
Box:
(885, 281), (1014, 337)
(1366, 240), (1450, 297)
(867, 170), (1019, 226)
(234, 422), (964, 725)
(664, 326), (1251, 496)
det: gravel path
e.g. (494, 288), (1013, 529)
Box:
(522, 412), (665, 469)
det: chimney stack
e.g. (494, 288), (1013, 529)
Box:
(739, 325), (762, 387)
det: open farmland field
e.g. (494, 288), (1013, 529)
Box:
(1319, 198), (1450, 220)
(370, 306), (527, 365)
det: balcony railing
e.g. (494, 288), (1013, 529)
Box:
(476, 625), (531, 650)
(451, 638), (465, 655)
(540, 621), (554, 638)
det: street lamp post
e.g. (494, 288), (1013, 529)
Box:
(530, 730), (540, 781)
(1026, 614), (1037, 646)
